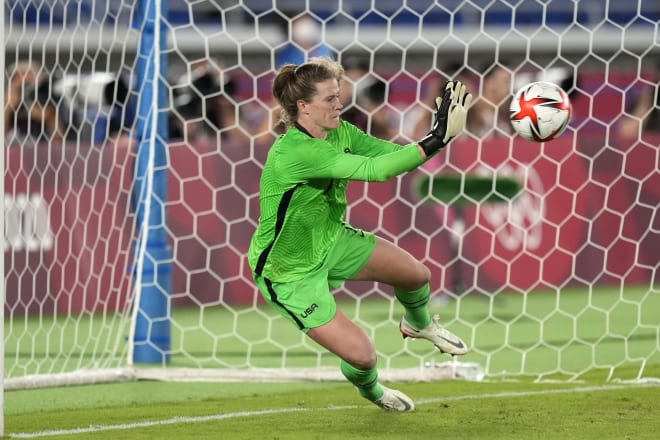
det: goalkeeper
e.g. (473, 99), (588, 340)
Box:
(248, 57), (472, 411)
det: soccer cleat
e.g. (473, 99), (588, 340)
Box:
(399, 314), (468, 356)
(372, 385), (415, 412)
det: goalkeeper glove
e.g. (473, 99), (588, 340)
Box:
(418, 80), (472, 157)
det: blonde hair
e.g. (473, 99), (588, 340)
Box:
(272, 57), (344, 128)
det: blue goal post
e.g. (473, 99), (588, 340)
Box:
(128, 0), (172, 365)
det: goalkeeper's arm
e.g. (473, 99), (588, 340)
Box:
(417, 80), (472, 158)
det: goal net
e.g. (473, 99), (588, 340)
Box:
(3, 0), (659, 390)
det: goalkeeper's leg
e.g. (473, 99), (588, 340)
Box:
(352, 236), (468, 355)
(307, 309), (414, 412)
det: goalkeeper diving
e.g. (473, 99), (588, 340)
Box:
(248, 57), (472, 411)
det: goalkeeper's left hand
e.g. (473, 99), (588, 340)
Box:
(418, 80), (472, 157)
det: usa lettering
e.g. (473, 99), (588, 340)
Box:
(300, 303), (318, 318)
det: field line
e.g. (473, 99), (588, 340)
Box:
(414, 382), (660, 404)
(9, 382), (659, 439)
(8, 408), (314, 439)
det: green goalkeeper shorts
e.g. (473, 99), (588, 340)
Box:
(252, 225), (376, 332)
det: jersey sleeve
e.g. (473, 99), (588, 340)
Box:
(284, 136), (424, 182)
(341, 120), (405, 157)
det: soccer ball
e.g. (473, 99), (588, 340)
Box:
(509, 81), (571, 142)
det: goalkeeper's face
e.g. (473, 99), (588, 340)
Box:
(298, 78), (343, 137)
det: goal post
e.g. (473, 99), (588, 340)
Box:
(2, 0), (659, 405)
(129, 0), (172, 365)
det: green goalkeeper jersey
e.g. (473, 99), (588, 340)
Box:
(248, 120), (424, 282)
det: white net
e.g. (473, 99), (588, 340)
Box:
(3, 0), (659, 389)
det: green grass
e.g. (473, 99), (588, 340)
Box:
(4, 376), (660, 439)
(3, 285), (659, 438)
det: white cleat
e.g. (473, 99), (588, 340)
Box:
(399, 314), (468, 356)
(372, 385), (415, 412)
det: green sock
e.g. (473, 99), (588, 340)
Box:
(395, 283), (431, 329)
(340, 360), (383, 401)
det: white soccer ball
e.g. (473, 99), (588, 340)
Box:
(509, 81), (571, 142)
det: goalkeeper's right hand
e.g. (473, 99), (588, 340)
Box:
(418, 80), (472, 157)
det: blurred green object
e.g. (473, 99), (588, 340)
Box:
(412, 172), (523, 293)
(413, 173), (522, 206)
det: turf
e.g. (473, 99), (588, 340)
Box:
(4, 376), (660, 439)
(3, 285), (659, 438)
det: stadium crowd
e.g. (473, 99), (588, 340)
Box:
(5, 14), (659, 150)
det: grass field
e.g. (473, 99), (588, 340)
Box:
(5, 374), (660, 439)
(4, 285), (659, 438)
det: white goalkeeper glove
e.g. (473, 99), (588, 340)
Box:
(418, 80), (472, 156)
